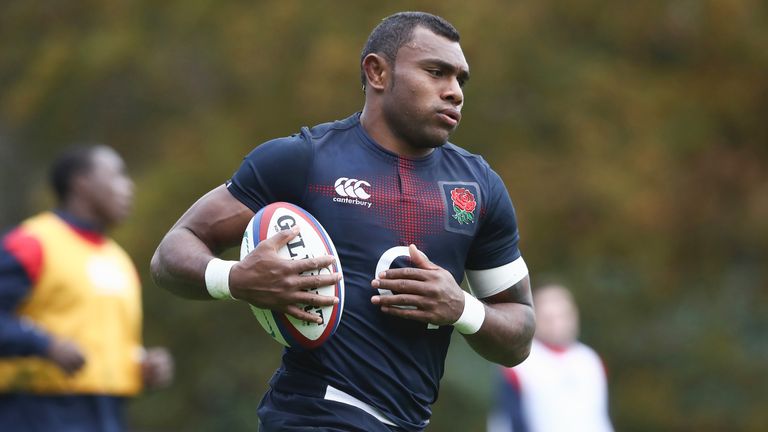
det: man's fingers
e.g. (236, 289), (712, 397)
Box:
(251, 229), (338, 278)
(377, 266), (428, 281)
(294, 291), (339, 307)
(376, 245), (437, 279)
(372, 278), (426, 295)
(286, 271), (341, 291)
(284, 304), (325, 324)
(294, 255), (337, 273)
(143, 347), (174, 388)
(49, 339), (86, 375)
(67, 351), (86, 374)
(63, 357), (85, 375)
(408, 244), (435, 269)
(260, 226), (300, 250)
(372, 293), (425, 309)
(378, 304), (430, 322)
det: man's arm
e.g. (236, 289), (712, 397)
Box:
(464, 276), (534, 367)
(0, 229), (86, 373)
(150, 186), (253, 300)
(371, 245), (534, 367)
(150, 185), (341, 323)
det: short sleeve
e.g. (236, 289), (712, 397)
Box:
(0, 227), (51, 357)
(465, 167), (521, 270)
(226, 133), (314, 212)
(1, 227), (43, 286)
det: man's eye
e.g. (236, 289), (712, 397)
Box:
(427, 69), (443, 77)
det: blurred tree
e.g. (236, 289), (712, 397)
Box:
(1, 0), (766, 430)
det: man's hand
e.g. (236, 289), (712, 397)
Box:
(370, 244), (465, 325)
(229, 226), (342, 323)
(46, 337), (86, 375)
(141, 347), (174, 390)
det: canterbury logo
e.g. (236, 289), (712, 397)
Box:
(334, 177), (371, 200)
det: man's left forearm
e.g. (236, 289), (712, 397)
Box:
(464, 301), (535, 367)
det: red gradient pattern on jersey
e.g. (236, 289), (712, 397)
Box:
(308, 184), (336, 196)
(308, 158), (445, 247)
(384, 158), (444, 246)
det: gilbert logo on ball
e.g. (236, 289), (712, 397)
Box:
(240, 202), (344, 349)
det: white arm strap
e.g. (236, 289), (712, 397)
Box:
(465, 256), (528, 299)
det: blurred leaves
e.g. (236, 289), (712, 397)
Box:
(1, 0), (767, 430)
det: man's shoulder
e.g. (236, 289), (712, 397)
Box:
(2, 216), (45, 282)
(302, 113), (360, 141)
(439, 143), (501, 190)
(253, 114), (359, 151)
(17, 212), (59, 235)
(572, 341), (603, 360)
(441, 142), (490, 167)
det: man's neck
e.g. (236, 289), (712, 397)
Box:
(58, 202), (106, 232)
(359, 106), (435, 159)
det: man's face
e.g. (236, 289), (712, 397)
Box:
(381, 27), (469, 152)
(534, 287), (580, 347)
(80, 147), (134, 227)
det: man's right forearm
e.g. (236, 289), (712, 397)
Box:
(150, 227), (218, 300)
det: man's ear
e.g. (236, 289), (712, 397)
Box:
(362, 53), (390, 92)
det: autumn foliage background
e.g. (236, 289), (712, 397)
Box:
(1, 1), (766, 431)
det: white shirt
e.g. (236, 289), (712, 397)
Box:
(490, 339), (614, 432)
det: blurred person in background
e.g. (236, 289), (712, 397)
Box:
(488, 283), (613, 432)
(0, 145), (174, 432)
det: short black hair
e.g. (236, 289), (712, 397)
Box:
(360, 11), (460, 90)
(49, 145), (98, 203)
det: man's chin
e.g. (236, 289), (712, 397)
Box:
(428, 132), (452, 148)
(418, 127), (453, 148)
(416, 140), (447, 150)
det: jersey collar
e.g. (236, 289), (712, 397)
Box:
(54, 210), (107, 245)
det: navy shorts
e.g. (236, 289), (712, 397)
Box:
(0, 393), (125, 432)
(257, 370), (404, 432)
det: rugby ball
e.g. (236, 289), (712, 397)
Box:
(240, 202), (344, 349)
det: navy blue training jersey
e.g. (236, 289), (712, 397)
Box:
(228, 113), (521, 430)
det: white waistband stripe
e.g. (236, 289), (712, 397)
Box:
(324, 385), (397, 427)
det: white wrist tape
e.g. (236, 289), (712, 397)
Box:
(453, 291), (485, 334)
(204, 258), (237, 300)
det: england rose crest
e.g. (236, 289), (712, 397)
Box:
(450, 187), (476, 224)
